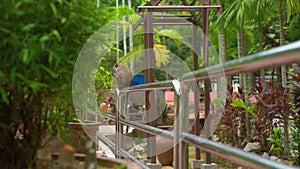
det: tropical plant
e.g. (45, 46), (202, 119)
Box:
(215, 85), (246, 147)
(278, 0), (300, 85)
(289, 124), (300, 165)
(216, 0), (258, 141)
(267, 127), (284, 156)
(288, 64), (300, 164)
(231, 98), (256, 115)
(249, 79), (294, 158)
(0, 0), (124, 167)
(119, 29), (183, 68)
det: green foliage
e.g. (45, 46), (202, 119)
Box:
(215, 85), (247, 147)
(0, 0), (122, 167)
(156, 29), (183, 46)
(267, 127), (284, 156)
(216, 73), (300, 163)
(231, 98), (256, 114)
(120, 44), (170, 67)
(95, 60), (113, 91)
(114, 164), (127, 169)
(289, 124), (300, 165)
(216, 0), (300, 64)
(286, 16), (300, 42)
(119, 29), (183, 68)
(288, 64), (300, 164)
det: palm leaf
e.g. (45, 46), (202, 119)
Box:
(153, 44), (169, 67)
(287, 0), (300, 22)
(119, 44), (170, 67)
(156, 29), (183, 46)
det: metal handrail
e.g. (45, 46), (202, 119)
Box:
(96, 41), (300, 169)
(99, 112), (300, 169)
(182, 40), (300, 82)
(182, 132), (299, 169)
(119, 80), (174, 93)
(115, 41), (300, 92)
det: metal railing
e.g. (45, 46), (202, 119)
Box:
(95, 40), (300, 169)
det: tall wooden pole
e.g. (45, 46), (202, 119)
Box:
(144, 11), (156, 163)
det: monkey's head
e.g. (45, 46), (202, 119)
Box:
(113, 63), (120, 69)
(112, 63), (120, 77)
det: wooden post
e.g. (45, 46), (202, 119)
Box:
(144, 11), (156, 164)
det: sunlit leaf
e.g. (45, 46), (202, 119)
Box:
(21, 48), (29, 64)
(111, 47), (123, 53)
(119, 44), (170, 67)
(40, 35), (50, 42)
(157, 29), (183, 42)
(61, 17), (67, 24)
(50, 3), (57, 15)
(153, 44), (169, 67)
(52, 29), (61, 41)
(39, 65), (58, 78)
(0, 87), (8, 103)
(21, 23), (35, 31)
(231, 98), (246, 109)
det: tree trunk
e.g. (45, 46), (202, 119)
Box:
(128, 0), (134, 73)
(237, 26), (250, 144)
(277, 0), (287, 85)
(279, 0), (289, 158)
(116, 0), (120, 62)
(258, 16), (265, 83)
(237, 31), (244, 90)
(217, 0), (227, 100)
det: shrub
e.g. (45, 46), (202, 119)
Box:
(0, 0), (114, 167)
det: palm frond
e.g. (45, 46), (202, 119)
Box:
(153, 44), (170, 67)
(156, 29), (183, 46)
(119, 44), (170, 67)
(287, 0), (300, 22)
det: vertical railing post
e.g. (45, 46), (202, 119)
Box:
(144, 10), (156, 163)
(203, 1), (212, 164)
(120, 92), (129, 153)
(115, 89), (121, 159)
(172, 80), (181, 169)
(179, 82), (191, 169)
(192, 23), (202, 160)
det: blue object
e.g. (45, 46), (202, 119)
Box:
(131, 74), (145, 86)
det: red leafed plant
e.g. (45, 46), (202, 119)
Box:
(215, 64), (300, 165)
(254, 81), (292, 156)
(216, 85), (246, 147)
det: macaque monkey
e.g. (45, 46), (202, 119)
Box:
(113, 63), (133, 89)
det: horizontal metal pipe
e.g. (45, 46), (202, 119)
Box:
(182, 40), (300, 83)
(137, 5), (222, 12)
(181, 132), (300, 169)
(153, 22), (193, 25)
(98, 112), (300, 169)
(152, 14), (192, 17)
(119, 80), (173, 93)
(153, 18), (191, 24)
(99, 41), (300, 95)
(120, 86), (172, 94)
(100, 112), (174, 139)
